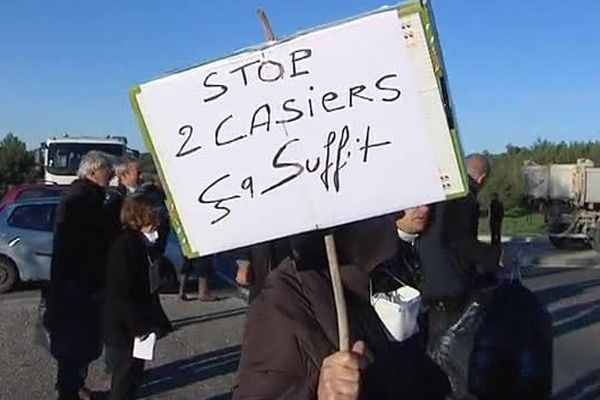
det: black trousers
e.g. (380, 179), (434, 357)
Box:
(106, 344), (145, 400)
(490, 222), (502, 246)
(56, 357), (89, 397)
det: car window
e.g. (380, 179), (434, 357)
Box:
(8, 204), (56, 232)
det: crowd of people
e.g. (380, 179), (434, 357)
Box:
(43, 151), (552, 400)
(45, 152), (172, 400)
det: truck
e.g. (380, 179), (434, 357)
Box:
(523, 159), (600, 251)
(35, 135), (138, 185)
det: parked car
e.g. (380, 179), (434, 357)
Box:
(0, 197), (59, 293)
(0, 195), (184, 293)
(0, 195), (234, 294)
(0, 184), (67, 213)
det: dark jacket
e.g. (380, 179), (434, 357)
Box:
(234, 259), (449, 400)
(51, 178), (112, 294)
(419, 181), (500, 303)
(415, 202), (470, 302)
(374, 237), (422, 292)
(103, 229), (170, 345)
(104, 183), (128, 240)
(443, 180), (500, 276)
(48, 178), (113, 361)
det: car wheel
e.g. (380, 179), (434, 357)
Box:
(0, 257), (19, 294)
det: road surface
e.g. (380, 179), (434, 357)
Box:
(1, 241), (600, 399)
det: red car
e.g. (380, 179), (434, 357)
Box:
(0, 184), (68, 213)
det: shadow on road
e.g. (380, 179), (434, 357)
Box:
(138, 345), (241, 397)
(525, 268), (600, 337)
(524, 267), (584, 280)
(553, 367), (600, 400)
(534, 278), (600, 305)
(171, 307), (248, 329)
(552, 298), (600, 338)
(536, 279), (600, 304)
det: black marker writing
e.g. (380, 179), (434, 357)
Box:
(176, 125), (202, 158)
(198, 174), (241, 225)
(261, 138), (305, 195)
(203, 71), (228, 103)
(360, 125), (392, 162)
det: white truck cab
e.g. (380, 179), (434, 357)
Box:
(37, 135), (138, 185)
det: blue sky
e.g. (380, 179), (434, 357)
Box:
(1, 0), (598, 154)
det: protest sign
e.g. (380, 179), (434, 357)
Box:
(130, 1), (467, 257)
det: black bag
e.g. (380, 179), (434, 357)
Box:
(428, 289), (492, 399)
(468, 283), (553, 400)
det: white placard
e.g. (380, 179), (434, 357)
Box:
(133, 7), (462, 256)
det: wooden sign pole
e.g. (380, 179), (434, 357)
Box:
(255, 9), (350, 352)
(324, 234), (350, 351)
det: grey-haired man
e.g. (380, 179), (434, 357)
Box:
(48, 151), (115, 400)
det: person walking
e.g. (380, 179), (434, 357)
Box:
(103, 193), (171, 400)
(488, 193), (504, 246)
(48, 151), (115, 400)
(418, 154), (502, 397)
(179, 256), (216, 302)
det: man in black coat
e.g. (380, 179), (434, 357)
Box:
(413, 154), (501, 397)
(48, 151), (115, 400)
(441, 154), (501, 281)
(419, 155), (501, 332)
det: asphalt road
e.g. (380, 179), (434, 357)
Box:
(0, 283), (246, 400)
(520, 245), (600, 400)
(1, 242), (600, 399)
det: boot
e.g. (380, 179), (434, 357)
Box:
(198, 277), (216, 302)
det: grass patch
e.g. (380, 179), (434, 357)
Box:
(478, 212), (547, 237)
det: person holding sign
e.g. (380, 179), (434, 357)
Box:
(103, 193), (171, 400)
(234, 215), (450, 399)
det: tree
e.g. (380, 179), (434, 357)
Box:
(0, 133), (37, 188)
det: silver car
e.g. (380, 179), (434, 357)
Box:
(0, 196), (185, 294)
(0, 196), (234, 294)
(0, 197), (59, 293)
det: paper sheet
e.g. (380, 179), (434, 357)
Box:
(133, 332), (156, 361)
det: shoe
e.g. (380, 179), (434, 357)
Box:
(78, 387), (93, 400)
(57, 392), (79, 400)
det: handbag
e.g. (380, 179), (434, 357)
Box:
(370, 269), (422, 343)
